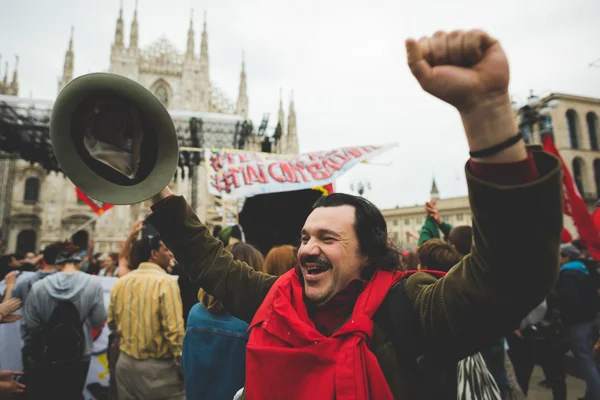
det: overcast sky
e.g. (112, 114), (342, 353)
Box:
(2, 0), (600, 209)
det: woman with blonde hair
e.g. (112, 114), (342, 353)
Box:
(183, 242), (265, 400)
(264, 245), (297, 276)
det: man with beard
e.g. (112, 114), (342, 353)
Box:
(146, 29), (562, 399)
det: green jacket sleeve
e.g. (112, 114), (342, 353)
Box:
(147, 197), (278, 324)
(417, 216), (440, 245)
(405, 150), (562, 361)
(439, 222), (453, 239)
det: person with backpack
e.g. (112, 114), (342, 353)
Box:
(142, 29), (563, 399)
(23, 247), (105, 399)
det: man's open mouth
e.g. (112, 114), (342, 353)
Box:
(306, 265), (331, 275)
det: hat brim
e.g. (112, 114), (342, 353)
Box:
(50, 73), (179, 205)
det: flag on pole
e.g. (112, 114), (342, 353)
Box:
(75, 188), (114, 216)
(542, 135), (600, 259)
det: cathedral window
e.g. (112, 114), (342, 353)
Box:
(17, 230), (36, 255)
(24, 177), (40, 203)
(155, 85), (169, 107)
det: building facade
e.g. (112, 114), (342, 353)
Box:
(381, 180), (472, 250)
(381, 92), (600, 249)
(0, 4), (299, 254)
(520, 93), (600, 235)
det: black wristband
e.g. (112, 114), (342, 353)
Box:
(469, 132), (523, 158)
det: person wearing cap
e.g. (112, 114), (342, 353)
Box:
(22, 248), (105, 396)
(558, 243), (600, 399)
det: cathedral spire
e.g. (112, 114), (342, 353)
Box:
(0, 55), (3, 94)
(185, 8), (195, 61)
(129, 0), (139, 51)
(58, 27), (75, 94)
(9, 55), (19, 96)
(114, 0), (125, 48)
(2, 61), (9, 90)
(286, 90), (298, 154)
(430, 177), (440, 200)
(200, 10), (208, 61)
(278, 88), (285, 136)
(236, 51), (248, 119)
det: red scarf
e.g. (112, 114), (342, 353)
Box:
(245, 268), (406, 400)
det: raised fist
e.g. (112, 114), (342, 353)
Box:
(406, 30), (509, 114)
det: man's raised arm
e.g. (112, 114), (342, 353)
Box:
(403, 30), (562, 360)
(147, 188), (277, 323)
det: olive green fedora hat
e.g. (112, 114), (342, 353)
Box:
(50, 73), (178, 205)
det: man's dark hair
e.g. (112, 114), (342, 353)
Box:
(448, 226), (473, 256)
(43, 242), (67, 265)
(312, 193), (399, 275)
(136, 235), (162, 264)
(417, 239), (462, 273)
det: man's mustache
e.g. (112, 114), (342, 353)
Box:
(300, 255), (333, 269)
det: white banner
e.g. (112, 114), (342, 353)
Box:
(205, 143), (397, 199)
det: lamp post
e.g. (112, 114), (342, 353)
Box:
(516, 91), (560, 144)
(350, 180), (371, 198)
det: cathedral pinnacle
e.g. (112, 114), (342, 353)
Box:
(236, 51), (248, 119)
(2, 62), (8, 89)
(114, 0), (125, 48)
(58, 28), (75, 94)
(278, 88), (285, 137)
(69, 26), (74, 51)
(186, 8), (195, 60)
(129, 0), (139, 50)
(430, 177), (440, 200)
(200, 10), (208, 60)
(287, 89), (298, 154)
(10, 55), (19, 95)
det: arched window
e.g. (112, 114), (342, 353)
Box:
(24, 178), (40, 203)
(594, 159), (600, 198)
(567, 110), (581, 149)
(155, 85), (169, 107)
(573, 157), (586, 196)
(16, 230), (36, 255)
(588, 112), (599, 151)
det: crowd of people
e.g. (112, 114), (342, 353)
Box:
(0, 28), (597, 400)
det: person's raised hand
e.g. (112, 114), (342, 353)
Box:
(132, 219), (144, 234)
(4, 271), (16, 286)
(406, 30), (508, 113)
(406, 30), (526, 163)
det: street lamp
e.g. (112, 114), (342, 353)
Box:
(350, 180), (371, 198)
(517, 92), (560, 143)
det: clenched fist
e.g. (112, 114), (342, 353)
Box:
(406, 30), (526, 163)
(406, 30), (508, 113)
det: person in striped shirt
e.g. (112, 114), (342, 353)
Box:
(107, 234), (185, 400)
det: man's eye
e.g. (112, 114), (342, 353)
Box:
(301, 237), (309, 244)
(322, 237), (335, 243)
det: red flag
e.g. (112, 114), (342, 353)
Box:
(561, 228), (573, 244)
(75, 188), (114, 216)
(542, 135), (600, 259)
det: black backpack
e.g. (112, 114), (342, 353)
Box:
(41, 301), (85, 363)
